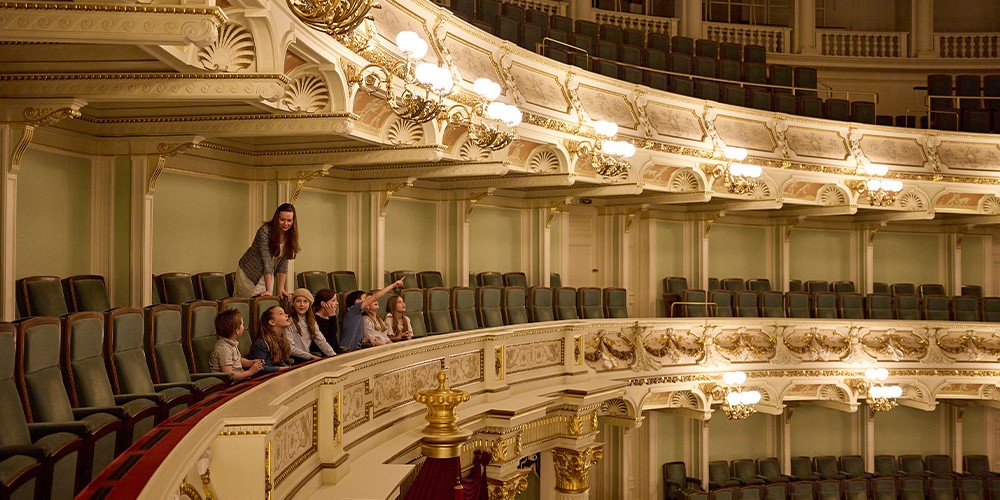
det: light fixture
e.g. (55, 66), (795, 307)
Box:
(443, 77), (522, 151)
(847, 163), (903, 207)
(352, 31), (455, 124)
(718, 371), (761, 420)
(710, 146), (762, 195)
(287, 0), (380, 37)
(574, 120), (636, 180)
(864, 367), (902, 412)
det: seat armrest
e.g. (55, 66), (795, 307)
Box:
(72, 406), (127, 419)
(153, 382), (197, 392)
(27, 421), (90, 439)
(114, 393), (163, 405)
(191, 372), (232, 383)
(0, 444), (47, 460)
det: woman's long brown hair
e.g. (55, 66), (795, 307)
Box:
(256, 306), (291, 362)
(265, 203), (300, 260)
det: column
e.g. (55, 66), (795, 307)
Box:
(794, 0), (819, 55)
(951, 406), (964, 473)
(551, 445), (604, 500)
(679, 0), (704, 39)
(568, 1), (593, 22)
(130, 155), (154, 307)
(774, 225), (792, 292)
(371, 192), (386, 290)
(691, 220), (711, 290)
(698, 419), (710, 490)
(634, 214), (656, 317)
(780, 409), (793, 474)
(458, 201), (471, 287)
(487, 470), (531, 500)
(860, 228), (877, 294)
(947, 233), (962, 296)
(862, 405), (875, 472)
(911, 0), (936, 58)
(0, 124), (19, 320)
(276, 181), (294, 294)
(91, 157), (115, 297)
(540, 209), (551, 288)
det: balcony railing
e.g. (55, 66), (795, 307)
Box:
(704, 22), (791, 53)
(819, 29), (908, 58)
(936, 32), (1000, 58)
(593, 11), (677, 36)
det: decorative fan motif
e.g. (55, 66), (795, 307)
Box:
(386, 119), (423, 145)
(459, 138), (490, 161)
(981, 195), (1000, 214)
(897, 191), (925, 211)
(669, 169), (701, 192)
(747, 180), (771, 199)
(817, 185), (847, 205)
(818, 385), (851, 404)
(668, 390), (702, 410)
(527, 149), (560, 173)
(198, 21), (255, 72)
(282, 73), (330, 113)
(599, 398), (630, 417)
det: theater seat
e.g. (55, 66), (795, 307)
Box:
(866, 293), (893, 319)
(577, 287), (603, 319)
(528, 286), (554, 322)
(417, 271), (444, 289)
(400, 288), (428, 337)
(391, 270), (418, 289)
(476, 286), (504, 328)
(15, 275), (68, 318)
(329, 271), (358, 293)
(62, 275), (112, 313)
(603, 288), (628, 318)
(502, 287), (528, 325)
(555, 287), (578, 320)
(760, 291), (785, 318)
(711, 290), (734, 318)
(296, 271), (331, 295)
(144, 304), (227, 396)
(425, 287), (454, 334)
(503, 272), (528, 288)
(153, 273), (196, 305)
(450, 287), (479, 331)
(184, 300), (224, 373)
(193, 272), (229, 300)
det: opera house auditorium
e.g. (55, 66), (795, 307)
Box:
(3, 0), (1000, 498)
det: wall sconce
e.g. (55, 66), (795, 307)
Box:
(718, 371), (761, 420)
(443, 78), (522, 151)
(287, 0), (380, 37)
(864, 368), (902, 412)
(846, 163), (903, 207)
(574, 120), (636, 180)
(710, 147), (761, 195)
(353, 31), (454, 124)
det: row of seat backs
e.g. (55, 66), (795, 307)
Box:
(664, 276), (773, 295)
(679, 476), (992, 500)
(15, 274), (112, 318)
(398, 286), (628, 337)
(669, 276), (984, 298)
(927, 74), (1000, 110)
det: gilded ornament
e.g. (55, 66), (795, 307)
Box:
(552, 445), (604, 494)
(487, 470), (530, 500)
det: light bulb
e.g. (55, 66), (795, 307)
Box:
(885, 180), (903, 192)
(745, 164), (762, 178)
(729, 163), (745, 177)
(395, 31), (428, 59)
(619, 141), (636, 158)
(867, 179), (882, 191)
(723, 371), (747, 386)
(415, 62), (436, 85)
(594, 120), (618, 138)
(742, 390), (761, 405)
(723, 146), (747, 161)
(887, 386), (903, 398)
(473, 78), (502, 100)
(865, 163), (889, 177)
(726, 391), (742, 406)
(869, 386), (884, 398)
(428, 65), (453, 95)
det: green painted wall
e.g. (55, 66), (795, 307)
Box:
(113, 157), (131, 306)
(652, 411), (687, 462)
(874, 406), (943, 454)
(962, 405), (988, 455)
(709, 411), (770, 460)
(293, 190), (348, 274)
(550, 214), (562, 281)
(790, 229), (851, 281)
(470, 206), (520, 273)
(152, 172), (248, 274)
(384, 199), (438, 272)
(655, 221), (684, 314)
(962, 235), (985, 286)
(789, 406), (853, 457)
(16, 149), (91, 278)
(874, 233), (941, 284)
(709, 224), (767, 279)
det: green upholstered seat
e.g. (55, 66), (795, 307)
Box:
(153, 273), (197, 305)
(502, 272), (528, 288)
(832, 281), (856, 294)
(329, 271), (358, 294)
(839, 293), (865, 319)
(899, 476), (925, 500)
(926, 454), (954, 476)
(815, 478), (842, 499)
(919, 283), (946, 297)
(732, 459), (765, 485)
(738, 485), (765, 499)
(707, 278), (721, 291)
(296, 271), (331, 295)
(891, 283), (916, 296)
(61, 312), (158, 447)
(899, 455), (927, 476)
(15, 276), (68, 318)
(549, 273), (561, 288)
(922, 295), (950, 321)
(62, 275), (112, 313)
(756, 457), (791, 483)
(662, 461), (703, 500)
(785, 292), (811, 318)
(735, 290), (759, 317)
(874, 455), (902, 477)
(958, 477), (986, 500)
(183, 301), (221, 373)
(962, 285), (983, 298)
(760, 291), (784, 318)
(528, 287), (554, 322)
(790, 456), (820, 480)
(711, 290), (734, 318)
(813, 456), (846, 479)
(603, 288), (627, 318)
(424, 288), (453, 335)
(193, 272), (229, 300)
(16, 317), (121, 484)
(708, 460), (740, 489)
(105, 308), (197, 420)
(0, 323), (84, 499)
(806, 280), (829, 295)
(895, 295), (921, 320)
(983, 297), (1000, 322)
(866, 293), (894, 319)
(873, 282), (890, 294)
(839, 455), (870, 479)
(872, 477), (897, 500)
(400, 289), (427, 338)
(0, 452), (41, 500)
(145, 304), (227, 395)
(576, 287), (603, 319)
(217, 298), (251, 355)
(249, 296), (279, 340)
(951, 296), (980, 321)
(928, 477), (954, 499)
(788, 279), (803, 292)
(963, 455), (996, 477)
(763, 483), (787, 500)
(502, 286), (528, 325)
(722, 278), (745, 291)
(476, 286), (504, 328)
(748, 279), (771, 292)
(788, 481), (814, 500)
(450, 287), (479, 331)
(390, 270), (418, 290)
(813, 292), (838, 318)
(711, 487), (737, 500)
(664, 277), (688, 295)
(678, 289), (708, 317)
(417, 271), (444, 289)
(476, 272), (503, 288)
(555, 287), (578, 320)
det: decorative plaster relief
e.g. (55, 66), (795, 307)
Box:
(373, 359), (444, 416)
(271, 403), (317, 486)
(575, 84), (637, 129)
(981, 196), (1000, 214)
(508, 62), (570, 113)
(860, 327), (928, 361)
(714, 326), (776, 362)
(781, 181), (824, 201)
(934, 192), (987, 211)
(783, 326), (849, 361)
(526, 149), (560, 172)
(817, 185), (849, 205)
(342, 380), (369, 431)
(937, 330), (1000, 361)
(353, 92), (394, 134)
(386, 118), (424, 145)
(643, 102), (705, 142)
(508, 140), (544, 165)
(936, 142), (1000, 171)
(858, 136), (925, 167)
(641, 164), (679, 186)
(936, 383), (988, 397)
(371, 0), (435, 62)
(198, 21), (255, 72)
(713, 116), (775, 152)
(506, 339), (563, 375)
(443, 34), (502, 85)
(282, 71), (331, 113)
(669, 169), (702, 192)
(0, 5), (221, 46)
(784, 126), (849, 160)
(459, 136), (491, 161)
(448, 350), (484, 385)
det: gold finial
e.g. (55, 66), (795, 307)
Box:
(414, 371), (471, 458)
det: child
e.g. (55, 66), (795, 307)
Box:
(312, 288), (343, 354)
(341, 279), (404, 351)
(248, 305), (294, 373)
(363, 292), (392, 346)
(385, 295), (413, 342)
(209, 308), (264, 382)
(285, 288), (337, 362)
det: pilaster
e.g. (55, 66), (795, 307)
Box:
(487, 470), (530, 500)
(458, 200), (471, 287)
(794, 0), (819, 55)
(0, 124), (19, 319)
(911, 0), (936, 58)
(130, 155), (154, 307)
(551, 445), (604, 499)
(947, 233), (962, 295)
(679, 0), (703, 39)
(91, 157), (115, 300)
